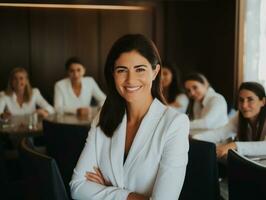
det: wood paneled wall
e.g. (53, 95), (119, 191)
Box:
(164, 0), (236, 107)
(0, 6), (155, 103)
(0, 1), (237, 107)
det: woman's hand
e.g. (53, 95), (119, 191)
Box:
(36, 109), (49, 118)
(85, 167), (112, 186)
(77, 107), (90, 118)
(0, 111), (11, 120)
(216, 142), (237, 159)
(127, 193), (149, 200)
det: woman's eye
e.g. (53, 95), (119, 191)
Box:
(116, 69), (126, 73)
(136, 68), (145, 72)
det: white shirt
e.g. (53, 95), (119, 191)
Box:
(193, 112), (266, 156)
(175, 93), (189, 113)
(0, 88), (54, 115)
(189, 87), (228, 135)
(70, 98), (189, 200)
(54, 77), (106, 114)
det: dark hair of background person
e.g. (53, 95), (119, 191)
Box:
(99, 34), (165, 137)
(162, 61), (184, 104)
(65, 56), (84, 71)
(5, 67), (32, 103)
(184, 72), (209, 120)
(237, 82), (266, 141)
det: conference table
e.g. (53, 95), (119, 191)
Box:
(0, 107), (99, 137)
(0, 107), (99, 151)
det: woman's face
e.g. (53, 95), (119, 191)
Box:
(161, 67), (172, 88)
(12, 71), (27, 93)
(113, 50), (160, 103)
(238, 89), (265, 121)
(185, 80), (208, 102)
(68, 63), (85, 83)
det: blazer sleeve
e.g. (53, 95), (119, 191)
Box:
(151, 114), (189, 200)
(91, 78), (106, 106)
(235, 141), (266, 156)
(193, 113), (238, 143)
(70, 122), (131, 200)
(34, 89), (54, 114)
(190, 96), (228, 129)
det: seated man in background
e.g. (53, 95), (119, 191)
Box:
(54, 57), (106, 117)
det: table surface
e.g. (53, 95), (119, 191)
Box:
(0, 107), (99, 137)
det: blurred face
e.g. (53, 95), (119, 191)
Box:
(12, 71), (27, 93)
(238, 89), (265, 121)
(161, 67), (172, 88)
(68, 63), (85, 83)
(113, 50), (160, 103)
(185, 80), (208, 102)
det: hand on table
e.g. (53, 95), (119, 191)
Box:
(216, 142), (237, 159)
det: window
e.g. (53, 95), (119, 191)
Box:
(243, 0), (266, 88)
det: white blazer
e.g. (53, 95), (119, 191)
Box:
(0, 88), (54, 115)
(54, 77), (106, 114)
(189, 87), (228, 135)
(193, 112), (266, 156)
(70, 98), (190, 200)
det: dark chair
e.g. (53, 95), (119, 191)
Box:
(19, 137), (69, 200)
(0, 138), (26, 200)
(179, 139), (220, 200)
(42, 119), (89, 197)
(227, 150), (266, 200)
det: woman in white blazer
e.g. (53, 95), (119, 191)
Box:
(54, 57), (106, 116)
(161, 62), (189, 113)
(0, 67), (54, 119)
(193, 82), (266, 157)
(184, 73), (228, 135)
(70, 34), (190, 200)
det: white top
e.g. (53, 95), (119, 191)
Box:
(173, 93), (189, 113)
(0, 88), (54, 115)
(54, 77), (106, 114)
(189, 87), (228, 135)
(193, 112), (266, 156)
(70, 98), (189, 200)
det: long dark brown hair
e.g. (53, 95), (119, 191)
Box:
(237, 82), (266, 141)
(5, 67), (32, 103)
(98, 34), (165, 137)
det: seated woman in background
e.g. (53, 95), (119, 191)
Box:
(193, 82), (266, 157)
(184, 73), (228, 135)
(54, 57), (106, 116)
(161, 62), (188, 113)
(70, 34), (189, 200)
(0, 67), (54, 118)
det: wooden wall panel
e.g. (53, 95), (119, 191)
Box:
(0, 8), (29, 91)
(164, 0), (236, 107)
(30, 9), (99, 103)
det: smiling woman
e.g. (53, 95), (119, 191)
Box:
(70, 34), (190, 200)
(193, 82), (266, 158)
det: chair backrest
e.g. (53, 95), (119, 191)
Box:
(227, 150), (266, 200)
(19, 137), (69, 200)
(42, 119), (89, 196)
(179, 139), (220, 200)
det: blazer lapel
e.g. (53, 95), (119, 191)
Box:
(123, 99), (167, 173)
(110, 114), (127, 187)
